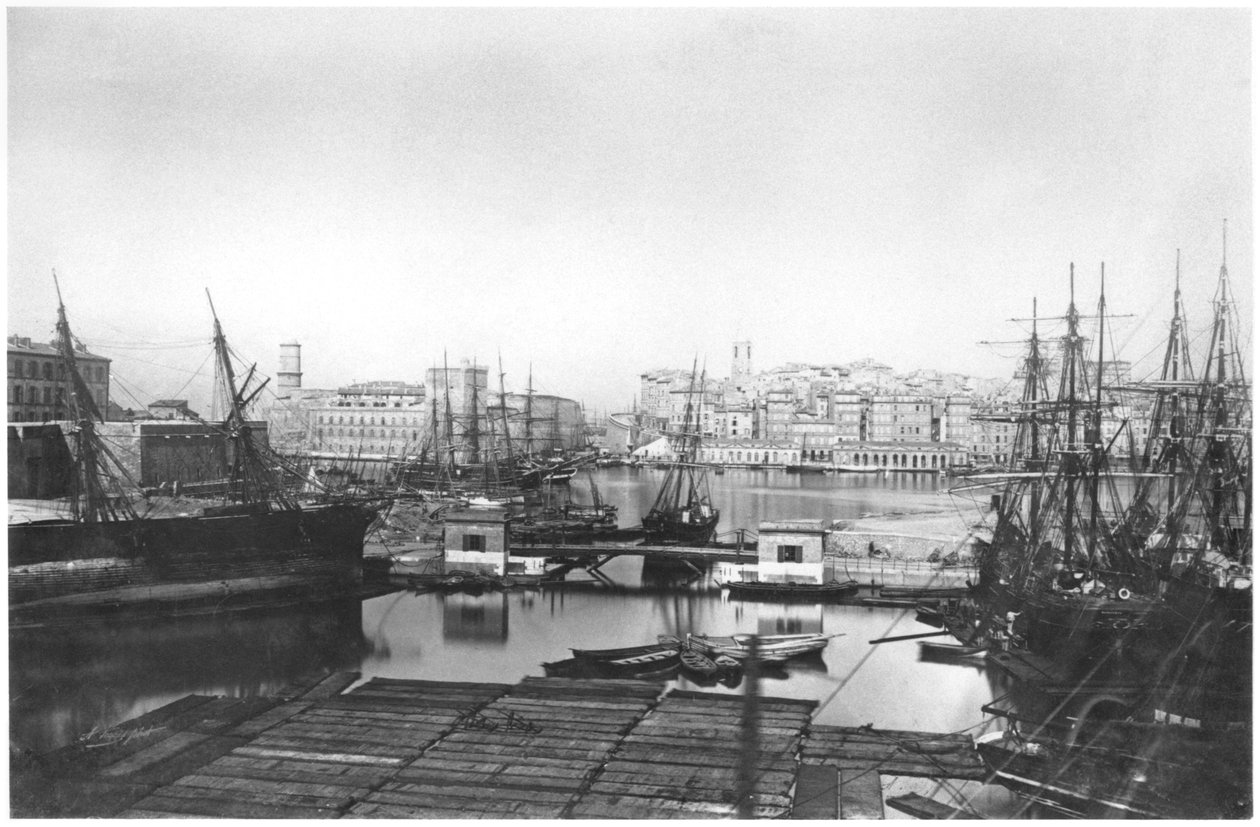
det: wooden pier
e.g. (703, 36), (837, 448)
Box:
(13, 673), (987, 819)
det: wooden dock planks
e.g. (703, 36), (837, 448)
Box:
(16, 671), (992, 819)
(352, 676), (660, 818)
(803, 724), (987, 780)
(576, 689), (816, 819)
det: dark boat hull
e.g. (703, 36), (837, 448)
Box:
(641, 511), (719, 544)
(8, 502), (377, 605)
(724, 579), (859, 602)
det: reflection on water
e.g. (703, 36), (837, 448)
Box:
(10, 600), (369, 752)
(11, 471), (1006, 779)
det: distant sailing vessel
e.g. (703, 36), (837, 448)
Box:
(641, 361), (719, 544)
(9, 280), (380, 612)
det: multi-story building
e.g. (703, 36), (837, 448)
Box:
(867, 395), (934, 443)
(832, 392), (863, 441)
(762, 389), (796, 439)
(7, 334), (110, 423)
(939, 396), (973, 445)
(310, 381), (428, 458)
(714, 403), (756, 439)
(969, 400), (1019, 467)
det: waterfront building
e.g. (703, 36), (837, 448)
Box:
(968, 400), (1019, 467)
(7, 334), (110, 423)
(699, 438), (800, 467)
(7, 419), (267, 495)
(788, 413), (838, 464)
(756, 519), (828, 585)
(834, 441), (965, 472)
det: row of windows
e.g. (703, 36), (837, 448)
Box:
(318, 414), (425, 426)
(12, 385), (58, 405)
(317, 428), (422, 440)
(8, 359), (107, 383)
(9, 410), (57, 422)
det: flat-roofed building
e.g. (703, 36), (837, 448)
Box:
(7, 335), (110, 423)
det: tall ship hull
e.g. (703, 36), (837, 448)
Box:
(641, 507), (719, 545)
(9, 280), (383, 620)
(9, 502), (377, 605)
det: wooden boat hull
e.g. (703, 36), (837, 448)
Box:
(918, 641), (986, 659)
(974, 728), (1249, 819)
(880, 586), (971, 599)
(680, 648), (719, 676)
(685, 632), (833, 662)
(641, 510), (720, 544)
(8, 502), (378, 605)
(572, 638), (681, 660)
(724, 579), (859, 602)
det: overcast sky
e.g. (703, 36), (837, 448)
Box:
(7, 7), (1252, 417)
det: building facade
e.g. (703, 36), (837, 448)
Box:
(7, 335), (110, 423)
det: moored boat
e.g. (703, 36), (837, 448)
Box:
(641, 361), (720, 545)
(685, 631), (837, 662)
(974, 723), (1250, 819)
(679, 648), (719, 676)
(722, 579), (860, 602)
(572, 636), (681, 661)
(918, 641), (987, 659)
(8, 282), (381, 612)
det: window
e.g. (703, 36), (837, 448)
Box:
(28, 387), (38, 404)
(43, 387), (51, 404)
(462, 534), (486, 552)
(777, 544), (803, 563)
(12, 385), (20, 404)
(42, 362), (52, 380)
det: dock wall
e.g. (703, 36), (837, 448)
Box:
(826, 556), (977, 588)
(827, 530), (979, 561)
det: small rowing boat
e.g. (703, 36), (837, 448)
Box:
(685, 632), (837, 662)
(571, 636), (681, 661)
(680, 648), (719, 676)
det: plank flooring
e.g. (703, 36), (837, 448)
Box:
(14, 672), (988, 819)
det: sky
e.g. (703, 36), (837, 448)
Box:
(7, 7), (1252, 418)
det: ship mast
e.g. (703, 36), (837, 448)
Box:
(53, 273), (139, 522)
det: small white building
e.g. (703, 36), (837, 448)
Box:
(443, 507), (511, 575)
(756, 519), (828, 584)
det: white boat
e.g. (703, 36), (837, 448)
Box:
(685, 632), (836, 662)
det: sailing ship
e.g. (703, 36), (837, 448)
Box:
(392, 360), (591, 496)
(641, 363), (719, 544)
(1119, 236), (1252, 728)
(973, 236), (1252, 817)
(9, 281), (381, 610)
(967, 266), (1161, 664)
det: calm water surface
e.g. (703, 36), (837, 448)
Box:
(10, 469), (1019, 814)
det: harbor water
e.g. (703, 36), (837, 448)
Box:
(9, 468), (1019, 813)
